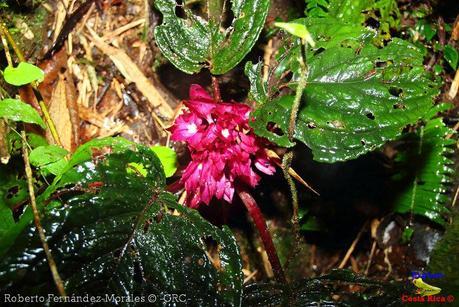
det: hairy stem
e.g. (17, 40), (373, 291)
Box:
(0, 22), (63, 147)
(211, 75), (222, 103)
(282, 39), (308, 271)
(237, 185), (286, 283)
(21, 131), (66, 296)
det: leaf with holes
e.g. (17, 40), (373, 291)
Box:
(250, 19), (438, 162)
(391, 118), (455, 226)
(0, 149), (243, 304)
(154, 0), (270, 74)
(305, 0), (400, 38)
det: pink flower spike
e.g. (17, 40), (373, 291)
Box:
(169, 85), (276, 208)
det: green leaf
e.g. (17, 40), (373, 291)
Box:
(274, 22), (315, 46)
(150, 145), (177, 178)
(306, 0), (400, 39)
(3, 62), (44, 86)
(251, 21), (438, 162)
(0, 137), (140, 258)
(245, 61), (269, 105)
(0, 163), (28, 239)
(29, 145), (68, 176)
(0, 202), (13, 241)
(415, 20), (436, 42)
(0, 98), (46, 128)
(243, 269), (411, 305)
(444, 44), (458, 70)
(391, 118), (455, 226)
(154, 0), (270, 74)
(0, 150), (242, 304)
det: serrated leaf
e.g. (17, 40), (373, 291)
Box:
(3, 62), (44, 86)
(0, 98), (46, 128)
(444, 44), (458, 70)
(154, 0), (269, 75)
(29, 145), (68, 176)
(391, 118), (455, 226)
(251, 29), (438, 162)
(0, 150), (243, 304)
(150, 145), (177, 178)
(243, 269), (410, 305)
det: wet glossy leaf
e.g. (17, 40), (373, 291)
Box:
(0, 98), (45, 128)
(391, 118), (455, 226)
(243, 269), (411, 306)
(444, 44), (458, 70)
(150, 146), (177, 178)
(154, 0), (269, 74)
(29, 145), (68, 176)
(0, 137), (144, 259)
(3, 62), (44, 86)
(251, 23), (438, 162)
(0, 150), (243, 304)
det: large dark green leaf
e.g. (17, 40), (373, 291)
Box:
(250, 19), (438, 162)
(391, 118), (455, 226)
(0, 149), (242, 305)
(0, 137), (139, 255)
(243, 269), (411, 306)
(154, 0), (269, 74)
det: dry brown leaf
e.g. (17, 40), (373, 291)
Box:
(86, 26), (174, 120)
(449, 69), (459, 99)
(452, 15), (459, 41)
(46, 73), (80, 152)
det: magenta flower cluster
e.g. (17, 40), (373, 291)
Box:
(169, 85), (275, 208)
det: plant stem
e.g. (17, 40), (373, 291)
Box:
(237, 185), (286, 283)
(287, 41), (308, 139)
(0, 22), (63, 147)
(282, 39), (309, 270)
(21, 131), (66, 296)
(211, 75), (222, 103)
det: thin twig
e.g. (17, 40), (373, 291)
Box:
(364, 240), (377, 276)
(21, 131), (66, 296)
(0, 31), (12, 66)
(339, 221), (368, 269)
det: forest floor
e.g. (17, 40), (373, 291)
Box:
(2, 0), (458, 289)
